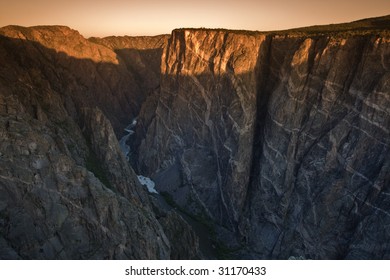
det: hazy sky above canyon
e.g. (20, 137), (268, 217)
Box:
(0, 0), (389, 37)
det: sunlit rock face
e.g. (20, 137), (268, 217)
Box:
(137, 28), (390, 259)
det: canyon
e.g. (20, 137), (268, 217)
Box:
(0, 15), (389, 259)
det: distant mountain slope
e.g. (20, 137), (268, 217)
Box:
(282, 14), (390, 35)
(294, 14), (390, 30)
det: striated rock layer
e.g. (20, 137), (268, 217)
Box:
(245, 34), (390, 259)
(136, 25), (390, 258)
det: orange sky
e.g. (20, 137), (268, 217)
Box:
(0, 0), (389, 37)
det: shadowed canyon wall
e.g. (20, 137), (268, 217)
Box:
(0, 26), (199, 259)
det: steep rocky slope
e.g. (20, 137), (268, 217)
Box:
(135, 22), (390, 258)
(0, 26), (198, 259)
(0, 88), (170, 259)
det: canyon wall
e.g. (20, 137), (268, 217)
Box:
(137, 29), (390, 259)
(138, 30), (265, 230)
(244, 34), (390, 259)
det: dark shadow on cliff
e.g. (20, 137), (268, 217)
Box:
(0, 34), (164, 136)
(113, 48), (163, 94)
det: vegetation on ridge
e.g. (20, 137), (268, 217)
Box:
(176, 14), (390, 37)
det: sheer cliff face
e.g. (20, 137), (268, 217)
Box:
(138, 30), (266, 228)
(137, 30), (390, 258)
(246, 35), (390, 259)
